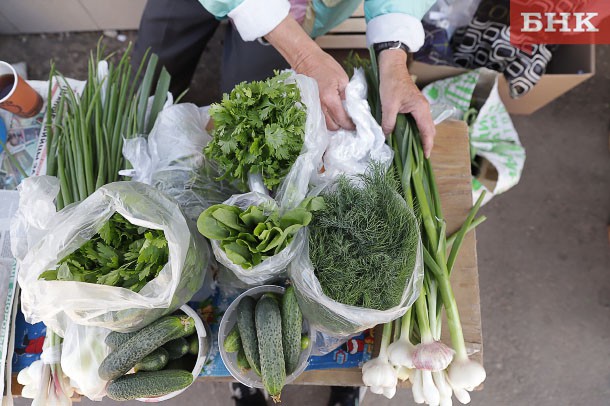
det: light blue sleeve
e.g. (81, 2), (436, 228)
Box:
(364, 0), (437, 22)
(197, 0), (244, 18)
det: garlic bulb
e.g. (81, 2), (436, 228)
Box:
(413, 340), (455, 371)
(362, 356), (398, 389)
(447, 358), (486, 391)
(396, 366), (412, 382)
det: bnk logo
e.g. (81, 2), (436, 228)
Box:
(510, 0), (610, 51)
(521, 12), (598, 32)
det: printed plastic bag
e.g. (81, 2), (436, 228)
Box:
(289, 228), (423, 339)
(61, 322), (111, 401)
(309, 68), (393, 187)
(211, 192), (305, 286)
(422, 68), (525, 205)
(122, 103), (239, 224)
(12, 177), (209, 336)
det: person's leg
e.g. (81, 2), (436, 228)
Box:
(220, 24), (290, 93)
(133, 0), (220, 96)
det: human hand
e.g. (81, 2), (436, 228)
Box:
(379, 49), (436, 158)
(292, 48), (354, 131)
(265, 16), (354, 131)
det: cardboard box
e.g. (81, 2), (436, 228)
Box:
(410, 44), (595, 115)
(317, 6), (595, 115)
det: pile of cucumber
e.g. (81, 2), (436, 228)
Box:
(99, 314), (200, 401)
(223, 286), (309, 403)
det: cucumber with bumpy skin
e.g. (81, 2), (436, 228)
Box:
(134, 348), (169, 372)
(99, 315), (196, 381)
(106, 370), (193, 401)
(188, 334), (199, 356)
(281, 285), (302, 374)
(105, 331), (137, 350)
(236, 348), (251, 372)
(223, 326), (241, 353)
(236, 296), (261, 375)
(164, 337), (189, 360)
(256, 294), (286, 402)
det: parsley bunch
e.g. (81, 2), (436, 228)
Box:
(39, 213), (169, 292)
(204, 72), (307, 191)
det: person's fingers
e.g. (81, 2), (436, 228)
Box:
(410, 99), (436, 158)
(323, 106), (340, 131)
(324, 92), (355, 130)
(381, 99), (400, 135)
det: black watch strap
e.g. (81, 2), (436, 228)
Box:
(373, 41), (410, 55)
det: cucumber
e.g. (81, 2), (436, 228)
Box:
(164, 337), (189, 360)
(134, 348), (169, 372)
(99, 315), (196, 381)
(301, 335), (310, 350)
(236, 296), (261, 375)
(105, 331), (137, 350)
(236, 348), (251, 372)
(188, 334), (199, 356)
(255, 294), (286, 402)
(106, 370), (193, 401)
(223, 326), (241, 353)
(281, 285), (302, 374)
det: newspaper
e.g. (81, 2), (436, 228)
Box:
(0, 191), (19, 398)
(0, 78), (85, 399)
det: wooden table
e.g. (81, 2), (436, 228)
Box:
(197, 120), (483, 387)
(292, 119), (483, 386)
(10, 121), (481, 394)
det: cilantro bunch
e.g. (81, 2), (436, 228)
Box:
(39, 213), (169, 292)
(204, 72), (307, 191)
(197, 196), (324, 269)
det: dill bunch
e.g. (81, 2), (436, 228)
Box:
(308, 164), (420, 310)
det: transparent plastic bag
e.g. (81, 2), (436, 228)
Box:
(13, 177), (210, 336)
(311, 68), (393, 185)
(122, 103), (239, 223)
(265, 72), (329, 211)
(211, 192), (305, 286)
(61, 322), (111, 401)
(288, 213), (423, 339)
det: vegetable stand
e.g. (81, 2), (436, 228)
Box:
(6, 61), (483, 402)
(197, 119), (484, 387)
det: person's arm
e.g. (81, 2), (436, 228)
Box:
(198, 0), (353, 131)
(265, 16), (354, 131)
(365, 0), (437, 157)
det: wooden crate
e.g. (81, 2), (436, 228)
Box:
(315, 3), (367, 49)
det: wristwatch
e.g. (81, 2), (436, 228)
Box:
(373, 41), (410, 55)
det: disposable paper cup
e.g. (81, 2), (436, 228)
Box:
(0, 61), (43, 118)
(218, 285), (314, 388)
(136, 304), (211, 403)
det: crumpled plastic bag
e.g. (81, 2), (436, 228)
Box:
(210, 192), (306, 286)
(260, 72), (330, 211)
(122, 103), (239, 224)
(12, 177), (209, 336)
(311, 68), (393, 185)
(61, 322), (111, 401)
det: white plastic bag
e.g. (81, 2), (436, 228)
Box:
(289, 228), (423, 338)
(12, 177), (210, 336)
(311, 68), (393, 185)
(266, 72), (329, 211)
(211, 192), (305, 286)
(122, 103), (239, 223)
(61, 322), (110, 401)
